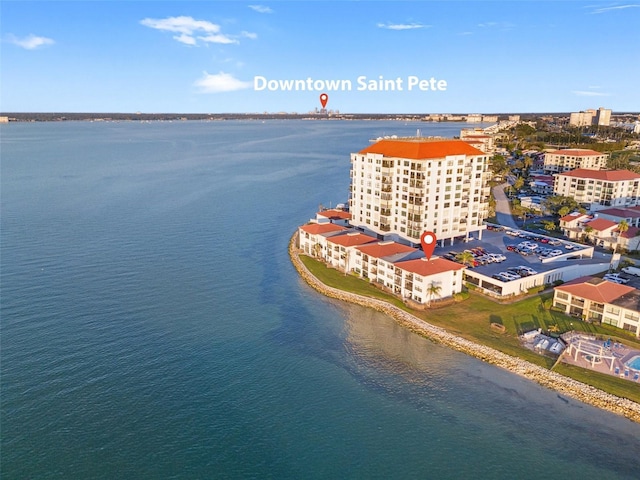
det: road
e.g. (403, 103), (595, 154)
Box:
(492, 182), (518, 229)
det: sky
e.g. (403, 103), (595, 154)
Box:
(2, 1), (639, 113)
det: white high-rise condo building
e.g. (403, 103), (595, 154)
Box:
(543, 149), (609, 174)
(349, 138), (490, 245)
(553, 169), (640, 212)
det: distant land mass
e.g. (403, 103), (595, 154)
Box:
(0, 112), (568, 122)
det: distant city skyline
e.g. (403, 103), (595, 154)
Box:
(2, 1), (639, 113)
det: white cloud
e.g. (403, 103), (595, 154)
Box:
(458, 31), (473, 36)
(141, 16), (220, 34)
(198, 34), (238, 45)
(590, 4), (640, 14)
(249, 5), (273, 14)
(141, 15), (247, 46)
(174, 33), (197, 45)
(194, 71), (252, 93)
(8, 34), (54, 50)
(241, 31), (258, 40)
(377, 22), (428, 30)
(572, 90), (611, 97)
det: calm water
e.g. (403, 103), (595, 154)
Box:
(2, 120), (639, 479)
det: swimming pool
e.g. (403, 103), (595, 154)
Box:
(625, 355), (640, 371)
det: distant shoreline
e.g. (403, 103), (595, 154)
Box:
(288, 231), (640, 424)
(0, 112), (621, 123)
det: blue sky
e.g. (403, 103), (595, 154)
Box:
(2, 1), (639, 113)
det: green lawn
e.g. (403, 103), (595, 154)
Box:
(299, 255), (640, 403)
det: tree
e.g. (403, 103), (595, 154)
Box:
(426, 282), (442, 307)
(544, 195), (583, 217)
(583, 225), (594, 243)
(456, 251), (475, 267)
(614, 220), (630, 253)
(513, 176), (525, 192)
(542, 220), (557, 232)
(489, 154), (509, 178)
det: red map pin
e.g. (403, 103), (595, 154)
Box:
(319, 93), (328, 108)
(420, 231), (437, 260)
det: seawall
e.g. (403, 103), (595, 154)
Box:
(289, 232), (640, 424)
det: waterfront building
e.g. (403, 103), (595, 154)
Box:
(315, 208), (352, 226)
(298, 223), (349, 256)
(393, 257), (465, 304)
(353, 241), (419, 281)
(349, 138), (490, 245)
(553, 169), (640, 211)
(324, 232), (377, 271)
(543, 149), (609, 174)
(553, 277), (640, 337)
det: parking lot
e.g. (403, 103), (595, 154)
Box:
(433, 225), (613, 295)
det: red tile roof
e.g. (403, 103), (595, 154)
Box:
(596, 207), (640, 218)
(299, 223), (348, 235)
(358, 139), (484, 159)
(328, 232), (377, 247)
(547, 149), (604, 156)
(585, 218), (617, 231)
(356, 241), (417, 259)
(395, 257), (465, 276)
(556, 276), (635, 303)
(557, 169), (640, 181)
(317, 209), (352, 220)
(560, 212), (589, 223)
(619, 226), (640, 239)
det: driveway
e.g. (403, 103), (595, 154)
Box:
(492, 183), (518, 229)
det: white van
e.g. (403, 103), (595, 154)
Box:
(622, 266), (640, 276)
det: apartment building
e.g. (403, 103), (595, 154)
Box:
(553, 277), (640, 337)
(349, 138), (490, 245)
(553, 169), (640, 211)
(543, 149), (609, 174)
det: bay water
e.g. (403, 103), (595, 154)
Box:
(2, 120), (639, 479)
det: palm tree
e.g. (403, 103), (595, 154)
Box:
(615, 220), (629, 253)
(583, 225), (594, 243)
(426, 282), (442, 307)
(513, 176), (525, 193)
(456, 251), (475, 267)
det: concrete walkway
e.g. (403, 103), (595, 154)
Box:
(493, 183), (518, 229)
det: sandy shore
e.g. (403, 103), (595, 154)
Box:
(289, 232), (640, 424)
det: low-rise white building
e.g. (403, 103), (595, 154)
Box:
(325, 232), (377, 271)
(553, 277), (640, 337)
(392, 257), (465, 304)
(298, 223), (349, 256)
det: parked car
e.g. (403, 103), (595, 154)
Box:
(604, 273), (630, 284)
(489, 253), (506, 262)
(506, 245), (517, 252)
(517, 266), (538, 276)
(499, 271), (520, 281)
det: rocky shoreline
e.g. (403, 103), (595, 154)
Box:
(289, 232), (640, 424)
